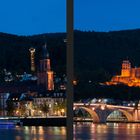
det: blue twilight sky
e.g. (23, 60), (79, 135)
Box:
(0, 0), (66, 35)
(74, 0), (140, 32)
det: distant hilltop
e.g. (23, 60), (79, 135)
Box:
(105, 60), (140, 87)
(0, 32), (66, 74)
(74, 29), (140, 84)
(1, 29), (140, 81)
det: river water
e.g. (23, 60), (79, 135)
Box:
(74, 122), (140, 140)
(1, 123), (140, 140)
(0, 125), (66, 140)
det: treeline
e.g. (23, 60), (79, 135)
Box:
(74, 29), (140, 99)
(74, 29), (140, 83)
(74, 84), (140, 101)
(2, 29), (140, 99)
(0, 32), (66, 74)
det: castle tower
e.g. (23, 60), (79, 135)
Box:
(29, 48), (36, 72)
(37, 43), (54, 90)
(121, 60), (131, 77)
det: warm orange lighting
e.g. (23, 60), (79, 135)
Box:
(105, 60), (140, 87)
(47, 71), (54, 90)
(73, 80), (77, 85)
(101, 105), (105, 110)
(61, 109), (65, 113)
(47, 59), (51, 70)
(92, 107), (95, 110)
(37, 46), (54, 90)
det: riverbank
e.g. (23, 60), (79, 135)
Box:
(20, 117), (66, 126)
(73, 119), (140, 123)
(0, 116), (66, 126)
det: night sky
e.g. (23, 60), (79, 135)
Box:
(0, 0), (66, 35)
(74, 0), (140, 32)
(1, 1), (140, 35)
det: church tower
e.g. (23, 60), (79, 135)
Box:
(37, 43), (54, 90)
(121, 60), (131, 77)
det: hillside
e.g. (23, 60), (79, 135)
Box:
(74, 29), (140, 83)
(0, 32), (66, 74)
(74, 29), (140, 100)
(1, 29), (140, 82)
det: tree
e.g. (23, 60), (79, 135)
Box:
(18, 102), (26, 116)
(53, 100), (66, 116)
(40, 103), (49, 116)
(6, 101), (16, 116)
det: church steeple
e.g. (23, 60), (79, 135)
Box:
(37, 43), (54, 90)
(43, 43), (49, 59)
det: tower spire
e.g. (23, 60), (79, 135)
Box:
(37, 43), (54, 90)
(29, 47), (35, 72)
(43, 43), (49, 59)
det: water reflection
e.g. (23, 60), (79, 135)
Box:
(1, 123), (140, 140)
(0, 126), (66, 140)
(74, 123), (140, 140)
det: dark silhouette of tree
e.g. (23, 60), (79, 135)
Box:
(40, 103), (49, 116)
(6, 101), (16, 116)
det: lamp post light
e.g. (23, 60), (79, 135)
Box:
(61, 109), (65, 116)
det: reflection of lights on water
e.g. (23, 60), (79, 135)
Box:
(74, 123), (140, 139)
(38, 126), (44, 135)
(21, 124), (140, 139)
(50, 127), (66, 135)
(24, 126), (30, 134)
(60, 127), (66, 135)
(132, 124), (136, 129)
(97, 124), (107, 129)
(97, 124), (108, 133)
(25, 126), (29, 131)
(89, 124), (96, 133)
(127, 124), (131, 129)
(6, 126), (67, 140)
(31, 126), (37, 134)
(114, 123), (119, 127)
(125, 124), (139, 135)
(54, 127), (60, 134)
(91, 123), (96, 128)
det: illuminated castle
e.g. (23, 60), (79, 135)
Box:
(37, 43), (54, 90)
(106, 60), (140, 87)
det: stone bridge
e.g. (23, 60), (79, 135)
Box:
(73, 103), (140, 123)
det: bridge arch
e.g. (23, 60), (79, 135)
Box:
(107, 109), (133, 122)
(74, 107), (100, 122)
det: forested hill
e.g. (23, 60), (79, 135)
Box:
(74, 29), (140, 83)
(0, 32), (66, 74)
(1, 29), (140, 80)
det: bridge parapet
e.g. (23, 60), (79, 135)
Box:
(74, 103), (136, 123)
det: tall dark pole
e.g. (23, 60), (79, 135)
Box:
(67, 0), (73, 139)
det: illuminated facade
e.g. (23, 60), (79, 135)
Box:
(37, 43), (54, 90)
(29, 48), (36, 72)
(106, 60), (140, 87)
